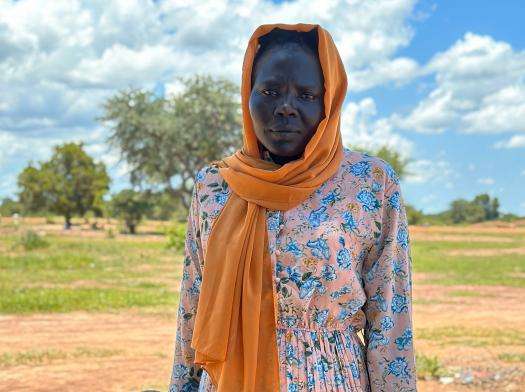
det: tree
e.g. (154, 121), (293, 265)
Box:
(17, 165), (50, 213)
(0, 197), (22, 216)
(472, 193), (500, 220)
(99, 74), (242, 210)
(17, 142), (110, 229)
(450, 199), (486, 224)
(348, 144), (411, 180)
(109, 189), (152, 234)
(490, 197), (500, 220)
(405, 203), (424, 225)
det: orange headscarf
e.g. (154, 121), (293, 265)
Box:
(190, 23), (347, 391)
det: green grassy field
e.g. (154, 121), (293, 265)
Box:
(1, 224), (524, 314)
(0, 231), (181, 314)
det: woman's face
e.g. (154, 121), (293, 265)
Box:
(249, 45), (325, 158)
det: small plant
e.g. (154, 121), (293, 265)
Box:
(416, 353), (450, 380)
(165, 222), (186, 252)
(45, 214), (55, 224)
(106, 227), (115, 239)
(14, 230), (49, 251)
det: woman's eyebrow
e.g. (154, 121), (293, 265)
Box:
(259, 77), (282, 85)
(259, 78), (320, 90)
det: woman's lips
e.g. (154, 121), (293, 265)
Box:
(269, 128), (298, 133)
(268, 129), (297, 140)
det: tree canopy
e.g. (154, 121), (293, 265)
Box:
(17, 142), (110, 228)
(99, 74), (242, 210)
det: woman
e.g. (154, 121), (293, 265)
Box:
(169, 23), (417, 392)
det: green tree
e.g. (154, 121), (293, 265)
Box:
(450, 199), (486, 224)
(99, 74), (242, 210)
(0, 197), (22, 216)
(405, 203), (424, 225)
(17, 165), (50, 213)
(472, 193), (500, 220)
(490, 197), (500, 220)
(17, 142), (110, 229)
(109, 189), (152, 234)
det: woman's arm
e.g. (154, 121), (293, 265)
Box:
(361, 165), (418, 392)
(169, 178), (205, 392)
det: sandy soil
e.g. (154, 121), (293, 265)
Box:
(0, 310), (177, 392)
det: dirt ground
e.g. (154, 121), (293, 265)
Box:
(1, 219), (524, 391)
(1, 279), (524, 391)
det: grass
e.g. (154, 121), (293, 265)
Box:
(0, 287), (178, 314)
(415, 353), (452, 380)
(1, 220), (524, 314)
(498, 353), (525, 363)
(411, 239), (525, 287)
(446, 290), (497, 298)
(417, 326), (525, 347)
(0, 232), (182, 314)
(0, 347), (125, 368)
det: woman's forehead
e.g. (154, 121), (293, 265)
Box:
(252, 46), (322, 83)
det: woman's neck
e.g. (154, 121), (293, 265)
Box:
(268, 150), (301, 165)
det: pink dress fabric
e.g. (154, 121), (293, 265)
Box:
(169, 147), (418, 392)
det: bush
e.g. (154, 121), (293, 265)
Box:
(44, 214), (55, 224)
(105, 227), (115, 239)
(165, 222), (186, 252)
(405, 204), (424, 225)
(14, 230), (49, 251)
(416, 353), (450, 380)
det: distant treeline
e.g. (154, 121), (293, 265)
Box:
(405, 194), (520, 226)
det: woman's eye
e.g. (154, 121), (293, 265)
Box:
(262, 89), (277, 96)
(302, 93), (316, 100)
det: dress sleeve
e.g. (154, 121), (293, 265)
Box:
(361, 169), (418, 392)
(168, 180), (205, 392)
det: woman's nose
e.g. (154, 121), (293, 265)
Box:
(275, 96), (298, 118)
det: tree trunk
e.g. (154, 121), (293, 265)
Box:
(64, 215), (72, 230)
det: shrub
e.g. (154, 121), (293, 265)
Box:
(165, 222), (186, 252)
(15, 230), (49, 251)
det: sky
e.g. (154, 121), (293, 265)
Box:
(0, 0), (524, 215)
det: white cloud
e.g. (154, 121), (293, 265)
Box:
(494, 134), (525, 149)
(463, 86), (525, 133)
(393, 32), (525, 134)
(348, 57), (420, 92)
(341, 97), (414, 158)
(477, 177), (495, 185)
(404, 158), (455, 184)
(0, 0), (425, 198)
(0, 0), (422, 135)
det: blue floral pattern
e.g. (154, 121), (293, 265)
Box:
(169, 147), (417, 391)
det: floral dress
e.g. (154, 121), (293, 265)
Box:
(169, 147), (417, 392)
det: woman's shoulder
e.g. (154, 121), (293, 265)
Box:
(192, 161), (231, 214)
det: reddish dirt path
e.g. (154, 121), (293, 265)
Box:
(0, 311), (177, 391)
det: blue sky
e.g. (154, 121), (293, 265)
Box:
(0, 0), (524, 215)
